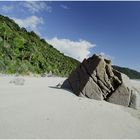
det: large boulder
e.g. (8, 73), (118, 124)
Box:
(61, 54), (140, 109)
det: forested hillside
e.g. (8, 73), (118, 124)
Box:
(113, 65), (140, 79)
(0, 15), (80, 76)
(0, 14), (140, 79)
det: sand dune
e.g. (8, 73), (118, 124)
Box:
(0, 75), (140, 139)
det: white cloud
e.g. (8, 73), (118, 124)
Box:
(47, 37), (95, 61)
(1, 5), (13, 13)
(13, 16), (44, 35)
(60, 4), (69, 9)
(22, 1), (52, 13)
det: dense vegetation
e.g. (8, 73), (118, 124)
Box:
(0, 14), (139, 79)
(0, 15), (80, 76)
(113, 65), (140, 79)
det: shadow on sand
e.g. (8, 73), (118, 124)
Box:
(48, 86), (76, 95)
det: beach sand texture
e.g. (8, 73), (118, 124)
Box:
(0, 75), (140, 139)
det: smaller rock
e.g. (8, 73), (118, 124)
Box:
(10, 78), (25, 85)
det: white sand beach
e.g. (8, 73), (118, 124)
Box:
(0, 75), (140, 139)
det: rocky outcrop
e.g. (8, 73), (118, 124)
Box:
(61, 54), (140, 109)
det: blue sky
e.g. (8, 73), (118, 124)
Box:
(0, 1), (140, 71)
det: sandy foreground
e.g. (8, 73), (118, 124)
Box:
(0, 75), (140, 139)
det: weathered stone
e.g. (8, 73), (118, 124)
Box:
(107, 83), (131, 106)
(105, 64), (114, 78)
(68, 64), (89, 95)
(81, 77), (103, 100)
(82, 54), (101, 76)
(109, 73), (121, 89)
(83, 54), (112, 95)
(92, 75), (98, 83)
(107, 73), (132, 106)
(61, 54), (140, 109)
(113, 69), (122, 83)
(60, 79), (71, 89)
(97, 79), (111, 98)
